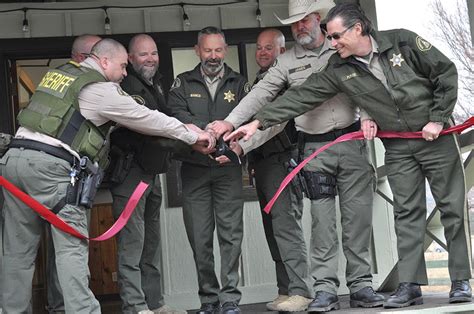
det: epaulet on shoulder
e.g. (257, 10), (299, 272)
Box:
(68, 60), (81, 68)
(382, 28), (411, 38)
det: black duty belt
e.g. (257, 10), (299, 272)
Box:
(299, 121), (360, 143)
(10, 138), (75, 165)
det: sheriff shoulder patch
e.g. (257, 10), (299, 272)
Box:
(170, 77), (181, 91)
(131, 95), (146, 105)
(416, 36), (432, 52)
(244, 82), (251, 93)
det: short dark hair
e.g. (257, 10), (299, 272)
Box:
(325, 3), (373, 36)
(197, 26), (226, 45)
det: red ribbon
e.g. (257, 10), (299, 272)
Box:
(0, 176), (149, 241)
(263, 117), (474, 214)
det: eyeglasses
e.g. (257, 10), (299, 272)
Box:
(326, 24), (356, 41)
(79, 52), (90, 58)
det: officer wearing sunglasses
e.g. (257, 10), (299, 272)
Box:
(237, 3), (472, 310)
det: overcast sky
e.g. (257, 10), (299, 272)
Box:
(375, 0), (446, 52)
(375, 0), (472, 118)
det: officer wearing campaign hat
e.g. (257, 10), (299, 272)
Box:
(274, 0), (334, 24)
(209, 0), (384, 311)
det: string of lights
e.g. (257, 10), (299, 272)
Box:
(1, 1), (265, 33)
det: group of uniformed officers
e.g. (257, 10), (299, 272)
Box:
(0, 0), (472, 313)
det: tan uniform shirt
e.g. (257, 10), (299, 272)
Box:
(226, 39), (364, 135)
(355, 36), (389, 90)
(202, 66), (224, 100)
(16, 58), (198, 156)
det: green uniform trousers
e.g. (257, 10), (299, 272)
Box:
(46, 225), (65, 314)
(180, 162), (244, 305)
(111, 164), (163, 314)
(253, 151), (312, 298)
(303, 140), (375, 295)
(383, 134), (471, 284)
(1, 148), (100, 314)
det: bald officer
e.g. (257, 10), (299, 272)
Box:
(231, 3), (472, 309)
(1, 38), (214, 314)
(209, 0), (383, 312)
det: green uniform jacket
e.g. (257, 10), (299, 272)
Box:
(256, 29), (457, 132)
(112, 65), (170, 174)
(168, 64), (249, 166)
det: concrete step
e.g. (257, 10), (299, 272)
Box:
(425, 252), (448, 261)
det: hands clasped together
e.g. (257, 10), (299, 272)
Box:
(187, 121), (243, 164)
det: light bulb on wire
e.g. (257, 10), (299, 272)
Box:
(22, 8), (29, 32)
(103, 7), (111, 32)
(181, 4), (191, 27)
(256, 0), (262, 22)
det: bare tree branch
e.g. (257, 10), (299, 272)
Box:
(430, 0), (473, 123)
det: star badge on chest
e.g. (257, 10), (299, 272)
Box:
(224, 90), (235, 103)
(390, 53), (405, 67)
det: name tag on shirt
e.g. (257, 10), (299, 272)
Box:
(289, 64), (311, 74)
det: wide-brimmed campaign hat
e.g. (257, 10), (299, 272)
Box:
(275, 0), (335, 25)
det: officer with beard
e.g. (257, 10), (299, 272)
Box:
(110, 34), (186, 314)
(209, 0), (384, 312)
(167, 26), (249, 314)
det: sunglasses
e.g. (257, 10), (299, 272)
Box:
(326, 24), (356, 41)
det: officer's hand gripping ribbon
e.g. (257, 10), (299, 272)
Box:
(263, 117), (473, 214)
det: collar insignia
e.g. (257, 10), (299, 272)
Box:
(390, 53), (405, 67)
(224, 90), (235, 103)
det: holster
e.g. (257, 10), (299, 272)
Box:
(62, 157), (104, 209)
(301, 171), (337, 200)
(107, 145), (134, 184)
(79, 168), (104, 208)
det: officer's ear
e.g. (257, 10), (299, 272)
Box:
(194, 44), (200, 57)
(280, 47), (286, 54)
(98, 56), (109, 71)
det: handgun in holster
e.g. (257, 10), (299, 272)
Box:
(78, 156), (103, 209)
(286, 158), (308, 200)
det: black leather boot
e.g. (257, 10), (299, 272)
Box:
(449, 280), (472, 303)
(350, 286), (384, 308)
(221, 302), (240, 314)
(196, 302), (220, 314)
(384, 282), (423, 308)
(307, 291), (340, 312)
